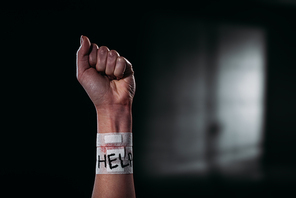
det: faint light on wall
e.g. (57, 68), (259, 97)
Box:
(212, 26), (266, 179)
(142, 19), (266, 180)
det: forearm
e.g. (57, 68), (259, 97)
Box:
(92, 105), (136, 198)
(96, 105), (132, 133)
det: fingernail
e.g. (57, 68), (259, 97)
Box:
(80, 35), (84, 45)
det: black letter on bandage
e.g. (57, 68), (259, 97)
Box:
(128, 153), (133, 167)
(107, 153), (118, 169)
(119, 154), (129, 168)
(98, 155), (107, 168)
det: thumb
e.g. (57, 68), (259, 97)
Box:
(76, 35), (91, 79)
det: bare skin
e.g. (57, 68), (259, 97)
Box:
(76, 35), (136, 198)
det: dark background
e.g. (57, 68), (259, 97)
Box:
(1, 0), (296, 197)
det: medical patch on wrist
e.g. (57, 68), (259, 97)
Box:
(97, 133), (132, 147)
(96, 133), (133, 174)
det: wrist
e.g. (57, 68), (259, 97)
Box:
(96, 105), (132, 133)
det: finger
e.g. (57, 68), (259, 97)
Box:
(105, 50), (119, 77)
(89, 43), (98, 67)
(114, 56), (126, 79)
(76, 35), (91, 78)
(122, 57), (134, 78)
(96, 46), (109, 73)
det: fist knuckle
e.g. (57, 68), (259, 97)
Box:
(117, 56), (125, 63)
(99, 46), (109, 54)
(108, 50), (119, 58)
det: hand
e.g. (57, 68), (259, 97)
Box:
(76, 36), (135, 109)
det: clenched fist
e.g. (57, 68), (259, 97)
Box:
(76, 36), (135, 109)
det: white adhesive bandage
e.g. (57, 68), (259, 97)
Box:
(96, 133), (133, 174)
(97, 133), (133, 147)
